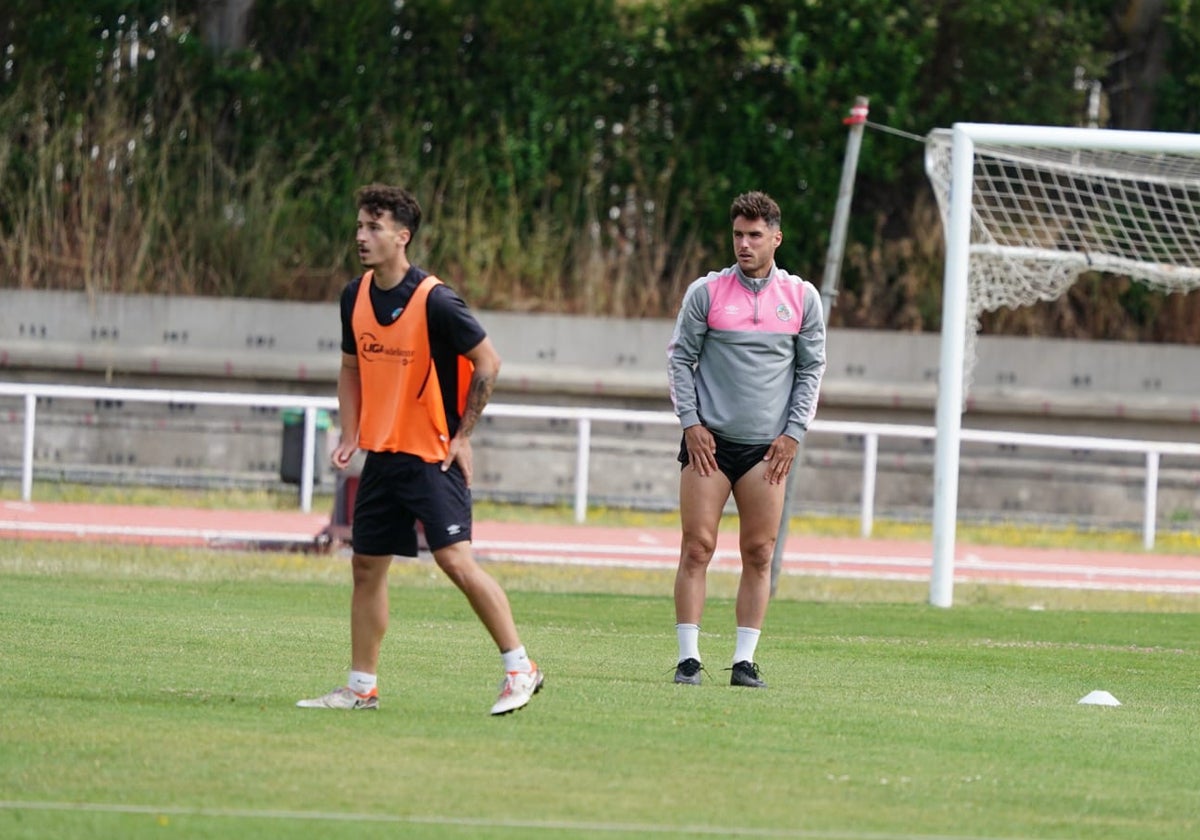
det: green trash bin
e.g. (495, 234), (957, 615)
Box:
(280, 408), (332, 485)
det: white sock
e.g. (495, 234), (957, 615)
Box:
(348, 670), (377, 694)
(501, 645), (531, 673)
(733, 627), (761, 665)
(676, 623), (701, 662)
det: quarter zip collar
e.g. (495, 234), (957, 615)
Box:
(734, 262), (776, 323)
(734, 262), (775, 292)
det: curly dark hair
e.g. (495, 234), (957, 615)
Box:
(355, 184), (422, 236)
(729, 191), (781, 229)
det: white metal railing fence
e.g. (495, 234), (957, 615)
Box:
(3, 381), (1200, 549)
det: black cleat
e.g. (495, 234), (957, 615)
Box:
(673, 657), (704, 685)
(729, 660), (767, 688)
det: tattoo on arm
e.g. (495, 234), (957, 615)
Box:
(457, 368), (496, 438)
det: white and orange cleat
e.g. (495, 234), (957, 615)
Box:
(490, 663), (544, 716)
(296, 686), (379, 710)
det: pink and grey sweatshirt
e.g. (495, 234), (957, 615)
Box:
(666, 263), (826, 445)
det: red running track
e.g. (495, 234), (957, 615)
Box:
(3, 500), (1199, 595)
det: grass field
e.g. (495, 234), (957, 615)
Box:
(1, 538), (1198, 840)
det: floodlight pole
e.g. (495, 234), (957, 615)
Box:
(770, 96), (868, 595)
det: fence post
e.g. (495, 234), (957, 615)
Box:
(300, 406), (317, 514)
(1143, 451), (1159, 550)
(861, 433), (879, 538)
(574, 417), (592, 523)
(21, 393), (36, 502)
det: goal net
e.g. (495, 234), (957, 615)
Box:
(921, 123), (1200, 607)
(925, 126), (1200, 385)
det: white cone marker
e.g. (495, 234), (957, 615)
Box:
(1078, 690), (1121, 706)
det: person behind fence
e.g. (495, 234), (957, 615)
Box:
(297, 183), (544, 716)
(666, 190), (827, 688)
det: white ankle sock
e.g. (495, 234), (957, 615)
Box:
(676, 623), (701, 662)
(501, 646), (531, 673)
(733, 627), (761, 664)
(348, 670), (377, 694)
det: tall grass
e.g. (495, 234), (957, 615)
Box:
(0, 77), (343, 301)
(0, 7), (719, 315)
(0, 76), (707, 315)
(359, 117), (711, 316)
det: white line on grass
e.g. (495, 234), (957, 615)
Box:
(0, 799), (1033, 840)
(474, 541), (1200, 593)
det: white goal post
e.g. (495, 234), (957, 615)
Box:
(924, 123), (1200, 607)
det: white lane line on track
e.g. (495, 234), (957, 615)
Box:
(0, 800), (1028, 839)
(0, 520), (318, 543)
(473, 541), (1200, 593)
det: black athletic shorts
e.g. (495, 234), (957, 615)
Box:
(351, 451), (473, 556)
(678, 432), (772, 486)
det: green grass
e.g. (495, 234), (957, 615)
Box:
(1, 540), (1198, 839)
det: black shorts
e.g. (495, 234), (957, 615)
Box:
(351, 451), (472, 556)
(678, 432), (771, 486)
